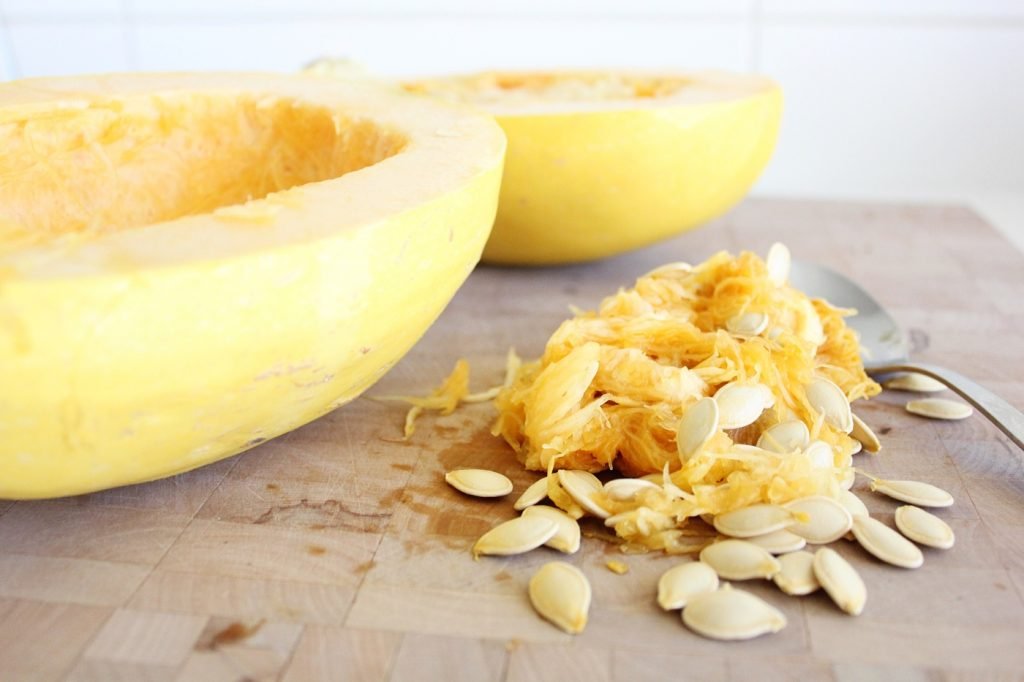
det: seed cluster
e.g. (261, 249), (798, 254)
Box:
(436, 244), (973, 640)
(446, 364), (966, 639)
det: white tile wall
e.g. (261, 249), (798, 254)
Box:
(0, 16), (14, 80)
(755, 22), (1024, 196)
(0, 0), (1021, 245)
(132, 18), (750, 75)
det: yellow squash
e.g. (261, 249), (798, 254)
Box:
(0, 72), (505, 498)
(404, 71), (782, 265)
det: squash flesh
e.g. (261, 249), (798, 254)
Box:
(0, 94), (405, 251)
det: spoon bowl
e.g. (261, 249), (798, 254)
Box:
(790, 260), (1023, 450)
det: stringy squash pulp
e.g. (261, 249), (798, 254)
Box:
(402, 71), (782, 264)
(0, 72), (505, 499)
(492, 246), (881, 552)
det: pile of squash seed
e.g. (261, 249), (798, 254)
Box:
(444, 371), (969, 641)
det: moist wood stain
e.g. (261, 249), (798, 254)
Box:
(307, 544), (327, 556)
(390, 462), (414, 472)
(204, 619), (265, 649)
(265, 482), (280, 492)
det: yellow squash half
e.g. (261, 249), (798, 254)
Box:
(0, 72), (505, 498)
(404, 71), (782, 265)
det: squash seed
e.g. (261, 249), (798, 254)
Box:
(472, 516), (559, 559)
(837, 489), (869, 518)
(746, 529), (807, 554)
(522, 505), (581, 554)
(528, 561), (591, 634)
(513, 476), (550, 510)
(682, 584), (787, 641)
(804, 440), (835, 469)
(813, 547), (867, 616)
(557, 470), (611, 519)
(894, 505), (955, 550)
(806, 377), (854, 433)
(603, 477), (659, 502)
(713, 504), (799, 539)
(905, 398), (974, 421)
(676, 397), (719, 462)
(714, 382), (769, 430)
(850, 413), (881, 453)
(765, 242), (791, 287)
(868, 478), (954, 508)
(656, 561), (720, 610)
(839, 468), (855, 491)
(757, 420), (810, 454)
(773, 550), (820, 596)
(605, 559), (629, 575)
(445, 469), (514, 498)
(851, 515), (923, 569)
(784, 496), (853, 544)
(883, 372), (947, 393)
(699, 539), (781, 580)
(726, 311), (769, 337)
(546, 474), (585, 519)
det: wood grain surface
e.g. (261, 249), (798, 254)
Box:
(2, 199), (1022, 682)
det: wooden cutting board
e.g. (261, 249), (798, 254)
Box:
(1, 198), (1022, 682)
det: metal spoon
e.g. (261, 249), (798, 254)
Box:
(790, 260), (1024, 450)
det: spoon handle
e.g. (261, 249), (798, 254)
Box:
(868, 362), (1024, 451)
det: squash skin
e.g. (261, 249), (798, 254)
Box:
(406, 71), (781, 265)
(0, 73), (505, 499)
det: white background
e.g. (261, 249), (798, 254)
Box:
(1, 0), (1022, 247)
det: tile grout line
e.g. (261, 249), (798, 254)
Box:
(747, 0), (762, 74)
(0, 4), (20, 80)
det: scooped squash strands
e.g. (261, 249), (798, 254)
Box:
(682, 584), (787, 641)
(806, 377), (854, 433)
(528, 561), (591, 634)
(656, 561), (719, 610)
(784, 496), (853, 544)
(522, 505), (582, 554)
(894, 505), (955, 550)
(713, 504), (800, 539)
(473, 516), (559, 559)
(513, 476), (550, 510)
(699, 539), (781, 580)
(813, 547), (867, 616)
(676, 397), (719, 462)
(773, 550), (820, 596)
(715, 382), (770, 430)
(851, 515), (924, 569)
(746, 529), (807, 554)
(557, 469), (611, 519)
(757, 420), (810, 454)
(445, 469), (514, 498)
(867, 477), (955, 508)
